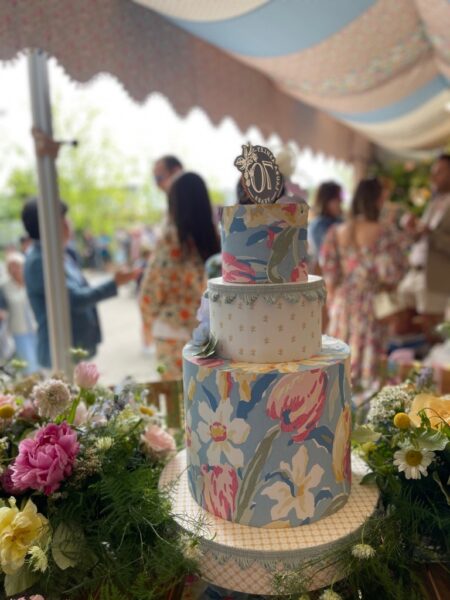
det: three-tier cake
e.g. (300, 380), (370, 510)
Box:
(182, 200), (352, 529)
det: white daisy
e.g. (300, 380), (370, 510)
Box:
(197, 398), (250, 467)
(261, 446), (324, 522)
(393, 446), (435, 480)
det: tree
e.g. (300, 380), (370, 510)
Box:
(1, 101), (163, 237)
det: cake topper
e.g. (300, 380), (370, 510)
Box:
(234, 143), (283, 204)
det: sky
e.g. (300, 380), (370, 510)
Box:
(0, 55), (354, 205)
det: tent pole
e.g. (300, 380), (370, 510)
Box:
(27, 50), (73, 375)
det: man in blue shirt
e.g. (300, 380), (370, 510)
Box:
(22, 199), (138, 368)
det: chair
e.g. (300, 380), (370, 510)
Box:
(144, 379), (184, 430)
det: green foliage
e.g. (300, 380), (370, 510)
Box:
(0, 368), (196, 600)
(1, 101), (164, 237)
(370, 159), (431, 217)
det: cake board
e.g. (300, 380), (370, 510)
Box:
(160, 450), (379, 596)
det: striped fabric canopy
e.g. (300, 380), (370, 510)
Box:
(136, 0), (450, 153)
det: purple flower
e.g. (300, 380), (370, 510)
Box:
(192, 296), (210, 346)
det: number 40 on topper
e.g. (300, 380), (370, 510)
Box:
(234, 142), (283, 204)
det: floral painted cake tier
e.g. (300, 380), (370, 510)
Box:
(220, 203), (308, 284)
(183, 336), (352, 528)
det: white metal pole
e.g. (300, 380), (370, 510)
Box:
(27, 50), (73, 374)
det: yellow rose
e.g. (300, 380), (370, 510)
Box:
(408, 394), (450, 429)
(0, 498), (48, 574)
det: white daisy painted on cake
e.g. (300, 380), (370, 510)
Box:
(197, 398), (250, 467)
(262, 446), (324, 522)
(185, 410), (200, 466)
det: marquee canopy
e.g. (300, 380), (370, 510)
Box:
(0, 0), (372, 168)
(136, 0), (450, 154)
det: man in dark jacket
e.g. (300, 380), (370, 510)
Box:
(22, 199), (138, 368)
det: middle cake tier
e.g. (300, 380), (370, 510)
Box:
(207, 275), (326, 363)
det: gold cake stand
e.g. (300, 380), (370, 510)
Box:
(160, 451), (379, 595)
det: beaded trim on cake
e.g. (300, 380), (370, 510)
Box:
(206, 277), (327, 306)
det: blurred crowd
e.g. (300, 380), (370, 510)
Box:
(1, 134), (449, 391)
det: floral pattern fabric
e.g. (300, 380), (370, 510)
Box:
(320, 225), (408, 388)
(140, 225), (206, 378)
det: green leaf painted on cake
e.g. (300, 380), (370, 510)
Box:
(327, 375), (340, 421)
(267, 227), (297, 283)
(235, 425), (280, 522)
(320, 493), (348, 518)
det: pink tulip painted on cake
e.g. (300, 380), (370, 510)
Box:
(222, 252), (256, 283)
(266, 370), (327, 442)
(12, 422), (79, 495)
(290, 260), (308, 282)
(201, 464), (238, 520)
(74, 361), (100, 389)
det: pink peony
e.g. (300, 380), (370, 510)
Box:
(267, 370), (327, 443)
(201, 464), (238, 520)
(17, 596), (45, 600)
(0, 466), (22, 495)
(141, 425), (176, 456)
(74, 362), (100, 389)
(11, 422), (80, 495)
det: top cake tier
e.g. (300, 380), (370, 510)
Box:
(221, 202), (309, 284)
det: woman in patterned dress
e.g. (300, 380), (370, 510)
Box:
(320, 178), (408, 389)
(140, 172), (220, 379)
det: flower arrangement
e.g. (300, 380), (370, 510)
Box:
(0, 361), (197, 599)
(191, 296), (217, 359)
(273, 370), (450, 599)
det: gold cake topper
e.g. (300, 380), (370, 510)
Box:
(234, 143), (283, 204)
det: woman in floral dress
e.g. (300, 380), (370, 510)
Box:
(140, 173), (220, 379)
(320, 178), (408, 388)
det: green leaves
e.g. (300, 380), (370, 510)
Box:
(415, 428), (449, 451)
(432, 471), (450, 505)
(192, 334), (218, 359)
(51, 522), (85, 570)
(352, 425), (381, 444)
(4, 565), (38, 597)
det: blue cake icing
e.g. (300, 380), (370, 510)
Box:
(183, 336), (352, 528)
(221, 203), (309, 284)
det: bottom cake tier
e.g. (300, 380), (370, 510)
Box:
(160, 450), (379, 595)
(183, 336), (352, 529)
